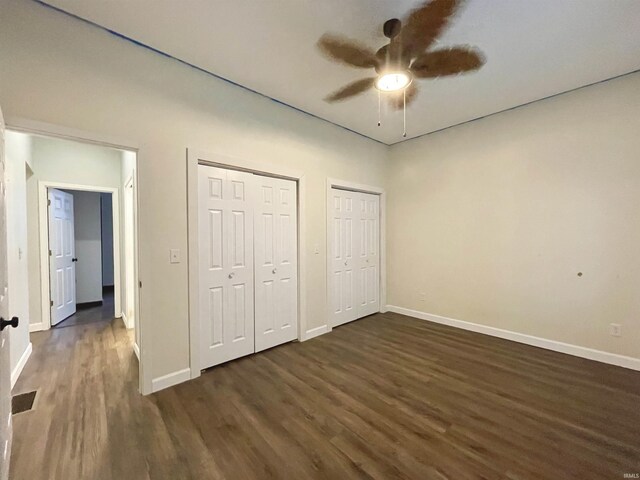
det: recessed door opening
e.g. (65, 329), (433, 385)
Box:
(4, 128), (142, 391)
(48, 189), (117, 328)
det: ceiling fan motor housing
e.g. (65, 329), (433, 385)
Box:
(383, 18), (402, 38)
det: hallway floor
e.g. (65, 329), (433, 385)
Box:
(53, 291), (115, 328)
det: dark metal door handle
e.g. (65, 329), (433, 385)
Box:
(72, 258), (78, 262)
(0, 317), (19, 331)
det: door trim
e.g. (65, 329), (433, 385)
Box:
(326, 178), (387, 330)
(187, 149), (307, 381)
(38, 182), (122, 330)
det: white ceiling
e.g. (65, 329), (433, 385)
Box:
(44, 0), (640, 144)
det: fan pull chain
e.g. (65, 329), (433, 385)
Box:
(402, 88), (407, 138)
(377, 89), (381, 127)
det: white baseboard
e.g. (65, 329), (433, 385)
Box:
(11, 343), (33, 389)
(302, 325), (329, 341)
(121, 312), (134, 330)
(386, 305), (640, 371)
(29, 323), (44, 333)
(151, 368), (191, 393)
(133, 342), (140, 361)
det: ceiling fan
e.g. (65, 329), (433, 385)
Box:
(317, 0), (485, 136)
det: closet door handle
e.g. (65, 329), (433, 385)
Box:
(72, 258), (78, 262)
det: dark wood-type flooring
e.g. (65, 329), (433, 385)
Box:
(53, 291), (115, 328)
(10, 311), (640, 479)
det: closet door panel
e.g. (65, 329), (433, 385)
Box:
(255, 176), (298, 352)
(198, 165), (254, 369)
(356, 192), (380, 318)
(330, 188), (359, 327)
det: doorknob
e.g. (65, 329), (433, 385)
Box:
(228, 272), (235, 279)
(0, 317), (19, 332)
(344, 261), (348, 266)
(72, 258), (78, 262)
(272, 268), (277, 274)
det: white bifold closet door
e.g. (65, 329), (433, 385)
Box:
(330, 188), (379, 327)
(198, 165), (255, 368)
(254, 176), (298, 352)
(198, 164), (298, 370)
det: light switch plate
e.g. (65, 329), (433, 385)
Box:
(170, 249), (181, 264)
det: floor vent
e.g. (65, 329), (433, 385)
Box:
(12, 391), (37, 415)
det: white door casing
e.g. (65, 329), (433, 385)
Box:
(329, 188), (380, 328)
(356, 192), (380, 318)
(0, 106), (12, 480)
(198, 165), (255, 369)
(254, 175), (298, 352)
(124, 175), (136, 329)
(48, 189), (76, 326)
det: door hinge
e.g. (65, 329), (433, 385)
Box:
(139, 281), (143, 289)
(50, 300), (53, 307)
(49, 249), (52, 256)
(48, 199), (51, 206)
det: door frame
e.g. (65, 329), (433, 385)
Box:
(187, 149), (307, 380)
(38, 182), (121, 330)
(326, 178), (387, 330)
(5, 116), (149, 395)
(123, 172), (140, 359)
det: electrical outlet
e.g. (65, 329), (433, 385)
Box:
(419, 292), (426, 302)
(609, 323), (621, 337)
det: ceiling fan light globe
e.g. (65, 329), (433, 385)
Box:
(376, 72), (411, 92)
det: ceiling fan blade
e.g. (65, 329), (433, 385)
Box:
(395, 0), (462, 61)
(410, 46), (485, 78)
(386, 83), (419, 110)
(324, 77), (376, 102)
(317, 34), (379, 69)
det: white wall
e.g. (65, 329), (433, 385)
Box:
(69, 190), (103, 304)
(100, 193), (114, 287)
(5, 131), (32, 385)
(25, 135), (122, 328)
(0, 0), (389, 384)
(387, 72), (640, 360)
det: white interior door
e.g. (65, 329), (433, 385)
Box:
(254, 175), (298, 352)
(329, 188), (380, 327)
(48, 188), (76, 326)
(198, 165), (254, 369)
(356, 192), (380, 318)
(0, 106), (13, 480)
(329, 188), (358, 327)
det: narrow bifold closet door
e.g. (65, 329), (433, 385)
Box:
(330, 188), (380, 327)
(198, 165), (255, 368)
(254, 176), (298, 352)
(198, 164), (298, 370)
(356, 192), (380, 317)
(330, 189), (358, 327)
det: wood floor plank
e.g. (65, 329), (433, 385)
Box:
(10, 305), (640, 479)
